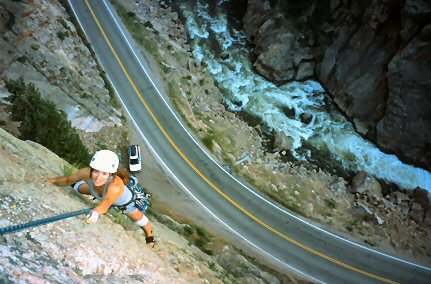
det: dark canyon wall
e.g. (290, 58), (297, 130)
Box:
(242, 0), (431, 170)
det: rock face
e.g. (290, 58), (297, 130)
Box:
(243, 0), (431, 170)
(0, 0), (123, 133)
(378, 23), (431, 168)
(1, 127), (291, 283)
(0, 127), (203, 283)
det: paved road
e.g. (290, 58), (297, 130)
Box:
(68, 0), (431, 283)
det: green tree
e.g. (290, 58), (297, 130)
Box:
(5, 77), (90, 166)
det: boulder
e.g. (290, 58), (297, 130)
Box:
(296, 61), (315, 81)
(412, 187), (430, 211)
(354, 202), (383, 225)
(273, 131), (294, 152)
(391, 191), (410, 205)
(351, 171), (382, 197)
(398, 201), (411, 216)
(216, 249), (280, 284)
(254, 30), (296, 83)
(409, 202), (424, 224)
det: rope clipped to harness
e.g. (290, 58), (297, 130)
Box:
(0, 207), (94, 236)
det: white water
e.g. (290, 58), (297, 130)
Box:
(180, 1), (431, 191)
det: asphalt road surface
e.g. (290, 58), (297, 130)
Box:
(68, 0), (431, 283)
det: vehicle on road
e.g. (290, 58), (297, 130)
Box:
(129, 145), (142, 172)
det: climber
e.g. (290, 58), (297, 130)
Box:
(48, 150), (155, 246)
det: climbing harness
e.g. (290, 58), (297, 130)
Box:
(0, 207), (93, 236)
(115, 175), (151, 213)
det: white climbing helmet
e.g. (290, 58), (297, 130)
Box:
(89, 150), (119, 173)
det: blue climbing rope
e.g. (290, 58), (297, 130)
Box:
(0, 207), (94, 236)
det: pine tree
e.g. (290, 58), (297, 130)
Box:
(5, 77), (91, 166)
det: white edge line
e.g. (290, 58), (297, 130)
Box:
(127, 96), (323, 284)
(77, 0), (430, 273)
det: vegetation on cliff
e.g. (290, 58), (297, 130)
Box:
(5, 77), (90, 166)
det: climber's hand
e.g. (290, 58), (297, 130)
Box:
(86, 210), (99, 224)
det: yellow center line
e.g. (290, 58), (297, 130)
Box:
(83, 1), (398, 283)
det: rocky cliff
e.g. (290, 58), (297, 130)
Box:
(0, 127), (226, 283)
(0, 0), (126, 155)
(243, 0), (431, 170)
(0, 124), (298, 282)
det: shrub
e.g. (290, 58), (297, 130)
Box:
(143, 20), (153, 28)
(324, 198), (336, 209)
(183, 225), (194, 236)
(5, 77), (90, 166)
(59, 18), (70, 30)
(202, 133), (214, 150)
(79, 92), (91, 99)
(61, 163), (77, 176)
(17, 55), (27, 63)
(57, 31), (69, 40)
(96, 143), (108, 150)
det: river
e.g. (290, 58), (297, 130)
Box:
(177, 1), (431, 191)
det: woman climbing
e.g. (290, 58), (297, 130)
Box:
(48, 150), (155, 246)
